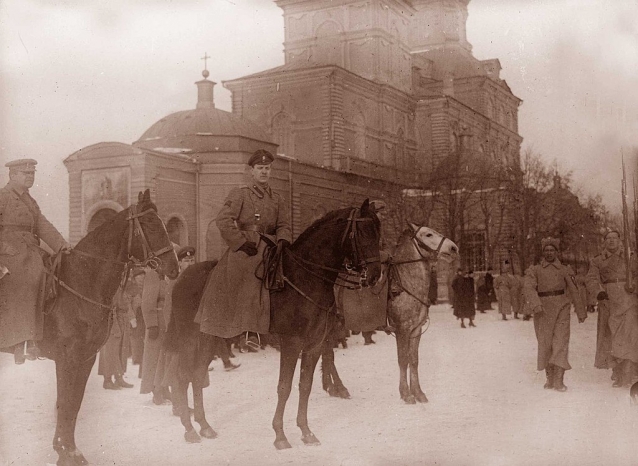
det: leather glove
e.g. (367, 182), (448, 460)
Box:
(278, 239), (290, 248)
(238, 241), (258, 256)
(147, 326), (159, 340)
(597, 291), (609, 301)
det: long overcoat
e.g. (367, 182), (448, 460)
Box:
(451, 276), (475, 319)
(98, 288), (135, 378)
(523, 259), (585, 370)
(197, 184), (291, 338)
(0, 181), (65, 349)
(494, 273), (519, 315)
(585, 249), (638, 367)
(140, 269), (169, 394)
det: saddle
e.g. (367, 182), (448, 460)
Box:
(262, 239), (286, 292)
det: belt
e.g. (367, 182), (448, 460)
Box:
(538, 289), (565, 297)
(602, 278), (626, 285)
(240, 226), (275, 235)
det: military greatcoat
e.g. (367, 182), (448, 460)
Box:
(585, 249), (638, 367)
(0, 181), (66, 349)
(494, 273), (519, 315)
(197, 184), (291, 338)
(523, 259), (585, 371)
(140, 268), (169, 395)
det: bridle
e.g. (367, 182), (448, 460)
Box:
(48, 205), (173, 313)
(126, 205), (174, 271)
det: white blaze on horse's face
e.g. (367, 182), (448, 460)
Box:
(410, 223), (459, 262)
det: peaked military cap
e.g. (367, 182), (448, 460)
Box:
(5, 158), (37, 172)
(177, 246), (196, 261)
(247, 149), (274, 167)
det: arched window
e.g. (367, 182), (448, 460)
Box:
(272, 112), (293, 157)
(166, 216), (187, 246)
(87, 208), (117, 233)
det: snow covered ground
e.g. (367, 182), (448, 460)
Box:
(1, 304), (636, 466)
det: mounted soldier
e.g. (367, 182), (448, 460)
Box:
(196, 149), (292, 338)
(0, 159), (71, 364)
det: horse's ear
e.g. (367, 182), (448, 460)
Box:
(138, 189), (151, 205)
(361, 198), (370, 213)
(408, 222), (419, 232)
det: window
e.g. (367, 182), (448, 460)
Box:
(462, 230), (486, 272)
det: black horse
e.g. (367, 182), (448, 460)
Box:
(167, 199), (381, 448)
(39, 189), (179, 466)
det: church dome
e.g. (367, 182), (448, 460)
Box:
(134, 106), (271, 154)
(134, 74), (272, 154)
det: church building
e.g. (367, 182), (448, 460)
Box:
(65, 0), (523, 291)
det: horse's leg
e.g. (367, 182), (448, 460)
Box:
(408, 331), (428, 403)
(297, 349), (322, 446)
(175, 378), (200, 443)
(193, 339), (217, 440)
(272, 335), (302, 450)
(53, 353), (96, 466)
(321, 340), (350, 399)
(395, 331), (414, 404)
(193, 380), (217, 439)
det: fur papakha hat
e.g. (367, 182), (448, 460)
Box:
(541, 237), (560, 251)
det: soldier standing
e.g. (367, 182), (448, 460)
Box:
(197, 149), (292, 339)
(0, 159), (70, 364)
(523, 237), (586, 391)
(585, 230), (638, 387)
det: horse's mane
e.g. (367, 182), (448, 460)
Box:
(292, 207), (353, 246)
(76, 201), (158, 249)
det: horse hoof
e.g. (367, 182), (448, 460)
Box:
(301, 433), (321, 446)
(185, 429), (202, 443)
(415, 393), (429, 403)
(337, 388), (351, 399)
(274, 439), (292, 450)
(402, 395), (416, 405)
(200, 426), (218, 439)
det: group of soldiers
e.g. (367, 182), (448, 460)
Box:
(1, 152), (637, 395)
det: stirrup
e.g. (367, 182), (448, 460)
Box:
(244, 332), (261, 351)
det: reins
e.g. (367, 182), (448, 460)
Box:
(45, 205), (172, 356)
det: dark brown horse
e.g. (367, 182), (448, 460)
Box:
(167, 199), (381, 448)
(326, 224), (458, 403)
(39, 189), (179, 466)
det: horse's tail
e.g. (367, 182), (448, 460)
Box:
(165, 260), (217, 352)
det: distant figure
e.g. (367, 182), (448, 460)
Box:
(494, 261), (518, 321)
(485, 268), (496, 305)
(475, 275), (491, 313)
(452, 269), (476, 328)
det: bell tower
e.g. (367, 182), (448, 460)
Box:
(409, 0), (472, 53)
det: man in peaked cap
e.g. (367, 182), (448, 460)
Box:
(0, 158), (71, 364)
(177, 245), (196, 270)
(523, 237), (586, 392)
(196, 149), (291, 339)
(586, 230), (638, 387)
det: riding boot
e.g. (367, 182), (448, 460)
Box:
(13, 342), (25, 365)
(115, 375), (134, 388)
(25, 340), (40, 360)
(103, 376), (121, 390)
(469, 319), (476, 327)
(553, 366), (567, 392)
(460, 319), (466, 329)
(543, 365), (554, 389)
(224, 361), (241, 371)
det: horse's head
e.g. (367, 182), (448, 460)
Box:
(127, 189), (179, 279)
(409, 223), (459, 263)
(343, 199), (382, 287)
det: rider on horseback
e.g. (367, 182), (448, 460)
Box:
(0, 159), (71, 364)
(196, 149), (292, 339)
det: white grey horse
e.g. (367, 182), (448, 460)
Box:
(388, 224), (458, 403)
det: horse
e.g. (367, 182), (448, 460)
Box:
(39, 189), (179, 466)
(324, 224), (458, 404)
(167, 199), (382, 448)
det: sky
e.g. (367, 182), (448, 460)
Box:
(1, 0), (637, 238)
